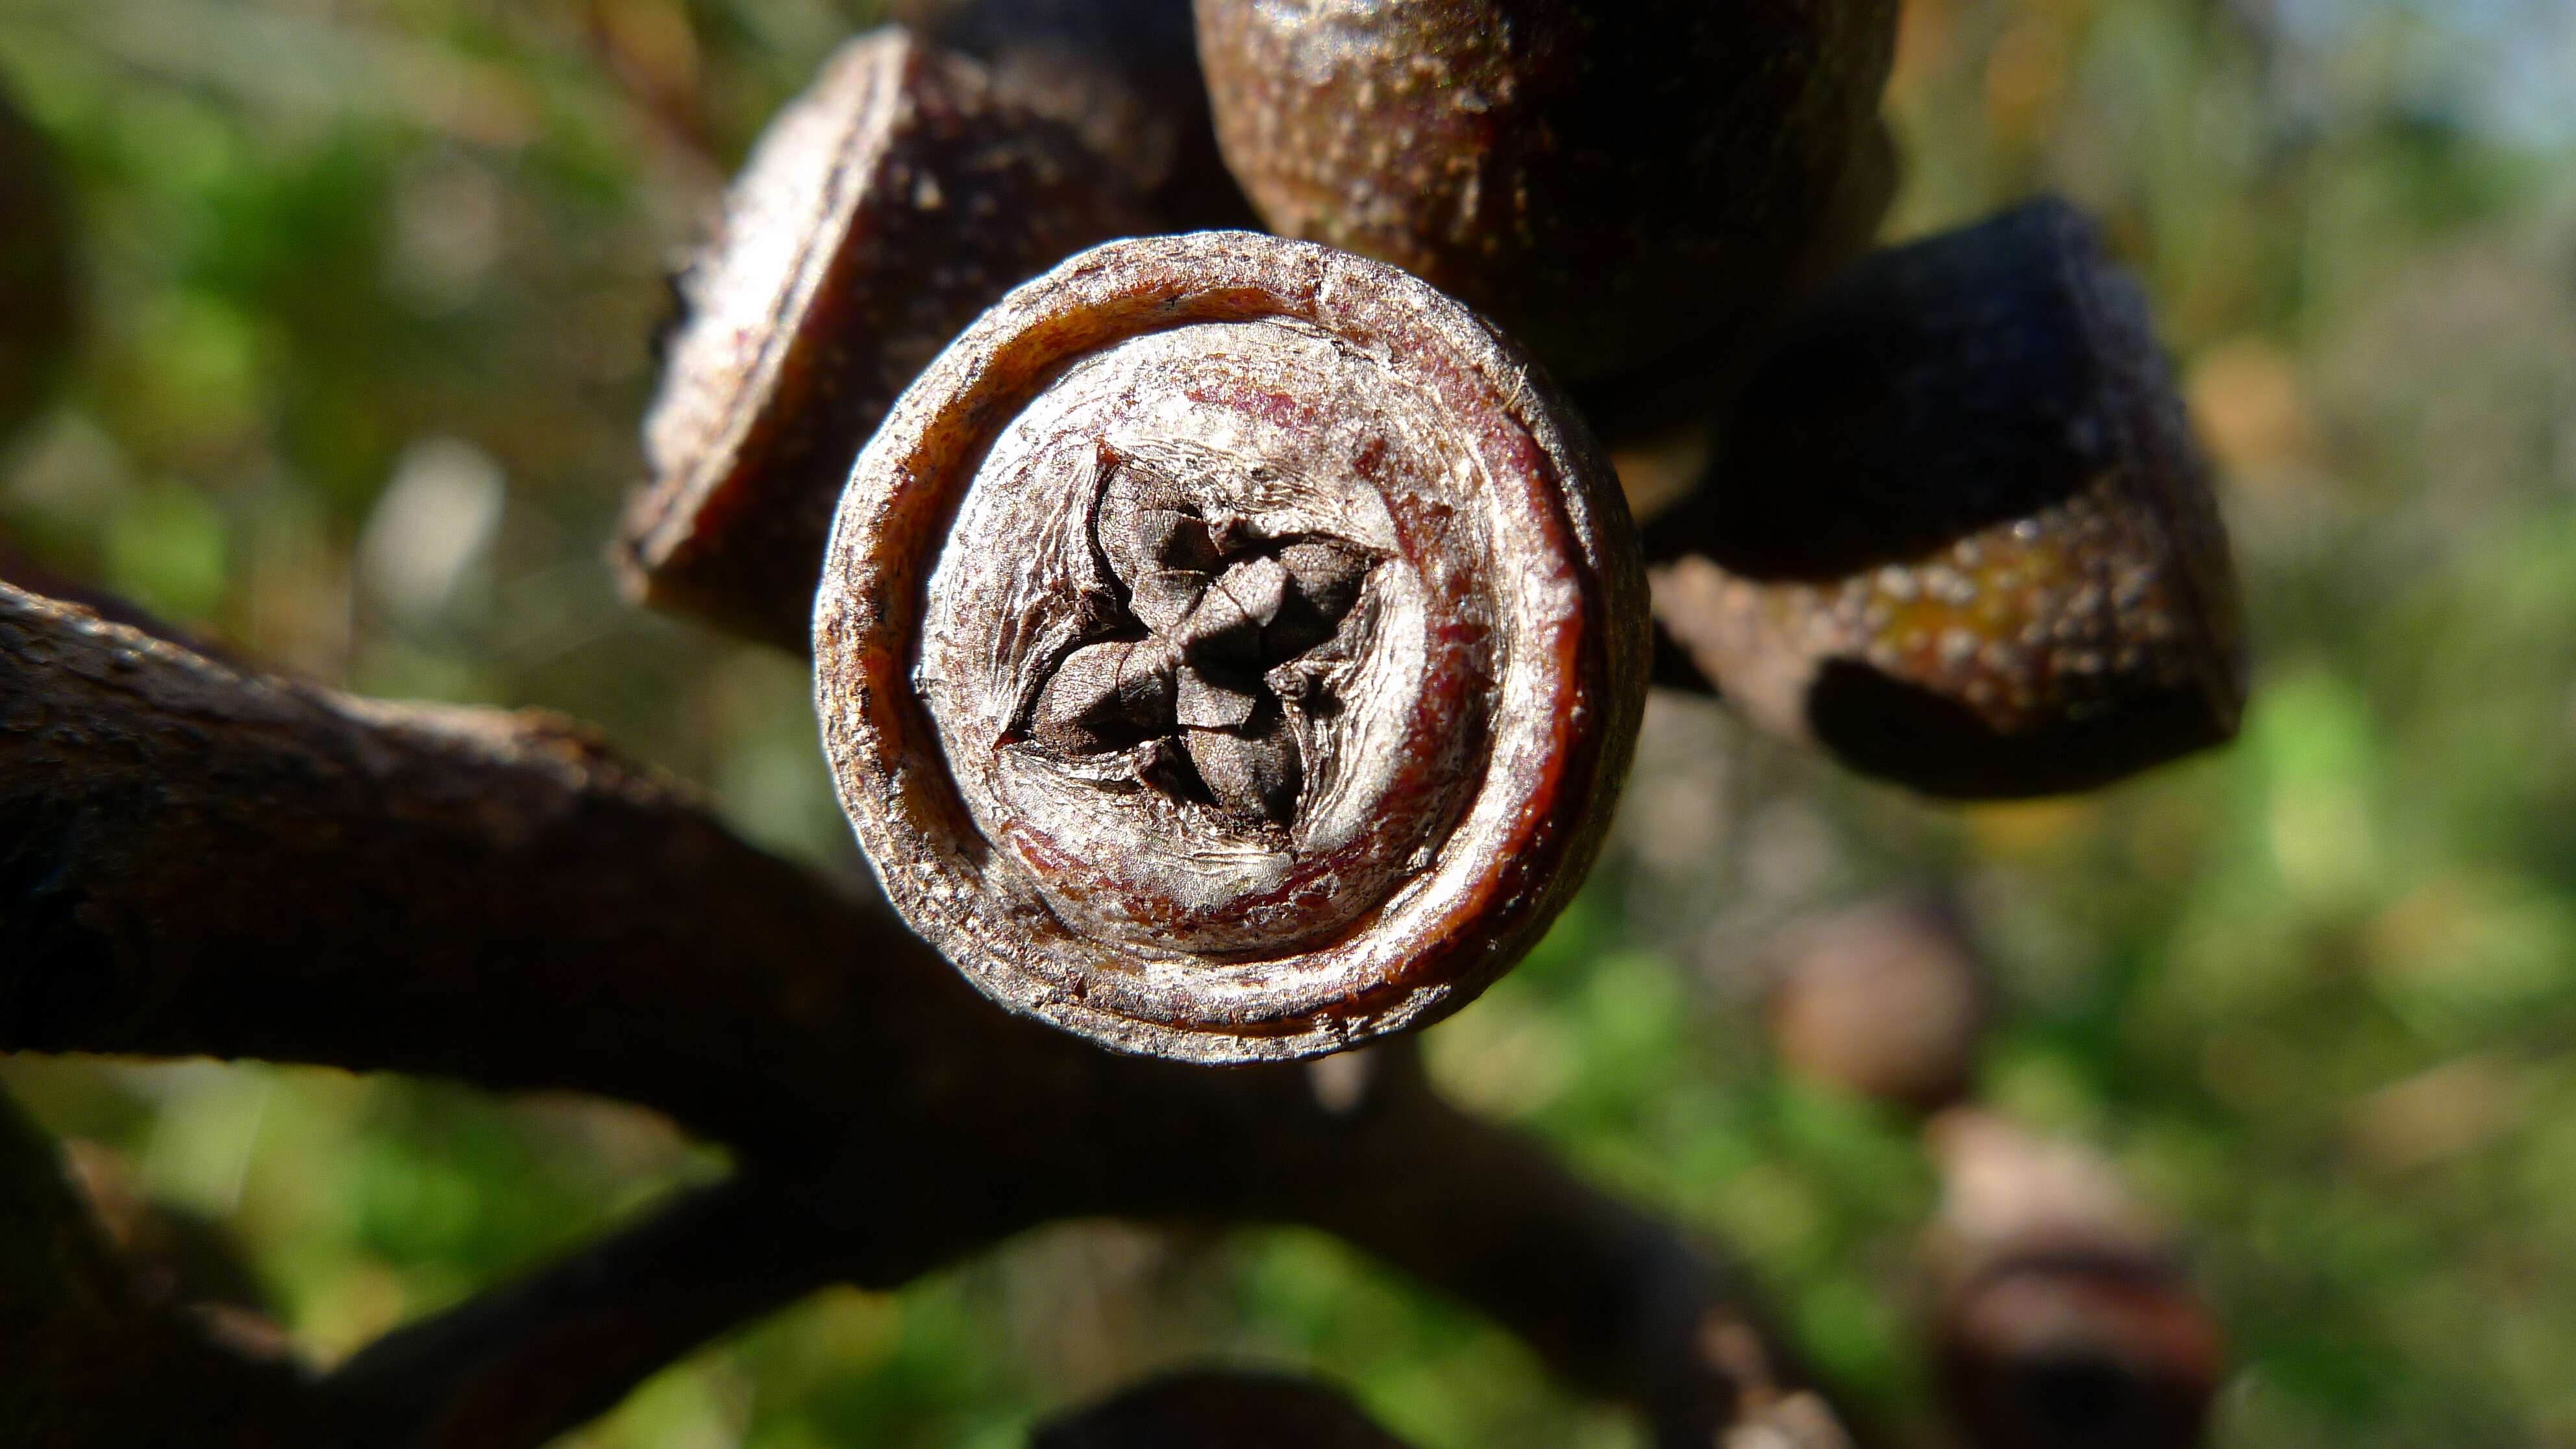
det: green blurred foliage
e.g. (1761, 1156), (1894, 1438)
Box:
(6, 0), (2576, 1444)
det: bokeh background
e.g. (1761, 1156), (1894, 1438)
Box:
(8, 0), (2576, 1444)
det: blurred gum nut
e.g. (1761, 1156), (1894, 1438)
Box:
(1764, 897), (1989, 1115)
(1926, 1111), (2225, 1449)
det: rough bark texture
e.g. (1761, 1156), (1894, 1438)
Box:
(0, 580), (911, 1144)
(0, 582), (1842, 1449)
(0, 1089), (326, 1448)
(619, 26), (1153, 651)
(1645, 199), (2248, 799)
(815, 232), (1651, 1063)
(1193, 0), (1900, 384)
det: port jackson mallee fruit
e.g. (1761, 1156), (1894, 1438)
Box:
(815, 231), (1649, 1063)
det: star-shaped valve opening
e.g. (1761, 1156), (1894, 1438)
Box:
(1019, 452), (1378, 828)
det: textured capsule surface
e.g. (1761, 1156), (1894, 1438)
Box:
(1194, 0), (1900, 382)
(895, 0), (1254, 227)
(816, 232), (1648, 1062)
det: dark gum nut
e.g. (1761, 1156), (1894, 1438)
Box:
(1647, 198), (2249, 800)
(1193, 0), (1900, 383)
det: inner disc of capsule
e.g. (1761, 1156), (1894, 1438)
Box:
(915, 319), (1495, 958)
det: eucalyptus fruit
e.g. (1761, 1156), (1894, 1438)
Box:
(815, 230), (1648, 1061)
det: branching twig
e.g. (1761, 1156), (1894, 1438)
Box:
(320, 1173), (841, 1449)
(0, 1086), (323, 1447)
(1, 580), (1857, 1447)
(319, 1048), (1850, 1449)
